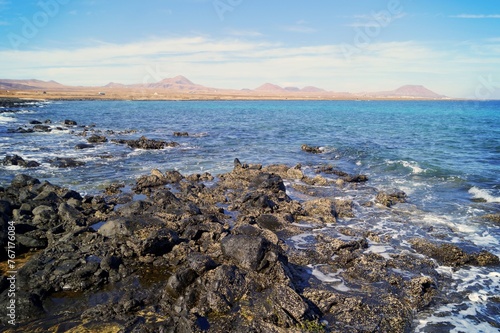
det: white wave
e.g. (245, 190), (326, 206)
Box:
(416, 266), (500, 333)
(469, 186), (500, 203)
(0, 115), (16, 123)
(387, 160), (425, 174)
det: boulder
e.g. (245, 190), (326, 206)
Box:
(221, 234), (276, 271)
(87, 135), (107, 143)
(49, 158), (85, 168)
(33, 124), (51, 132)
(302, 198), (337, 223)
(75, 143), (94, 150)
(64, 119), (77, 126)
(410, 238), (499, 267)
(301, 144), (323, 154)
(2, 155), (39, 168)
(376, 191), (407, 207)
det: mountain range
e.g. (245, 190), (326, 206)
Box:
(0, 76), (448, 99)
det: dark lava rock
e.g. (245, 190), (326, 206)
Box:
(221, 234), (276, 271)
(410, 238), (499, 267)
(64, 119), (77, 126)
(173, 131), (189, 137)
(75, 143), (94, 150)
(2, 154), (40, 168)
(29, 120), (42, 124)
(49, 157), (85, 168)
(114, 136), (179, 150)
(316, 165), (349, 176)
(301, 144), (323, 154)
(87, 135), (107, 143)
(8, 127), (34, 133)
(376, 190), (407, 207)
(482, 213), (500, 224)
(164, 170), (184, 183)
(11, 174), (40, 188)
(256, 214), (285, 232)
(186, 172), (214, 182)
(344, 174), (369, 183)
(33, 124), (52, 132)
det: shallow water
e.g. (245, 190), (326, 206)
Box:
(1, 99), (499, 331)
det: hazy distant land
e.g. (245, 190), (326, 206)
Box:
(0, 76), (451, 101)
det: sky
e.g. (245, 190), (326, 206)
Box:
(1, 0), (500, 98)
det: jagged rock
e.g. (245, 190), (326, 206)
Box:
(49, 157), (85, 168)
(173, 131), (189, 137)
(75, 143), (94, 150)
(302, 198), (337, 223)
(221, 234), (276, 271)
(301, 144), (323, 154)
(482, 213), (500, 224)
(113, 136), (179, 150)
(2, 154), (40, 168)
(409, 238), (499, 267)
(164, 170), (184, 183)
(64, 119), (77, 126)
(186, 172), (214, 182)
(87, 135), (107, 143)
(33, 124), (51, 132)
(376, 191), (407, 207)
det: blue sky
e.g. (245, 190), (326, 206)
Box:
(1, 0), (500, 98)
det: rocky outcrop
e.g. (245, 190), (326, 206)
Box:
(1, 161), (492, 332)
(409, 238), (499, 267)
(87, 134), (108, 143)
(112, 136), (179, 149)
(49, 157), (85, 168)
(376, 190), (407, 207)
(1, 154), (40, 168)
(301, 144), (323, 154)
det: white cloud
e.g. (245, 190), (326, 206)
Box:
(280, 20), (316, 33)
(0, 36), (498, 97)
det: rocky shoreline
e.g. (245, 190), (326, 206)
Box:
(1, 158), (498, 332)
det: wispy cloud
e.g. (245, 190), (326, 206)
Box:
(0, 36), (498, 97)
(346, 12), (406, 28)
(451, 14), (500, 19)
(0, 20), (9, 26)
(226, 29), (263, 37)
(280, 20), (316, 33)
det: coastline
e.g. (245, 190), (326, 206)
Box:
(0, 91), (462, 102)
(1, 160), (497, 332)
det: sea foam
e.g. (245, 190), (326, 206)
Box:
(469, 186), (500, 203)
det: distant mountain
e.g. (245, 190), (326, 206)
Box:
(0, 77), (449, 100)
(301, 86), (326, 93)
(104, 82), (127, 89)
(374, 85), (445, 99)
(254, 83), (286, 92)
(0, 79), (66, 90)
(254, 83), (329, 94)
(145, 75), (206, 90)
(104, 75), (211, 91)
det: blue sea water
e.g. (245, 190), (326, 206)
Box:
(1, 100), (499, 331)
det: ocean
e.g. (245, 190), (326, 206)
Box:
(1, 99), (499, 332)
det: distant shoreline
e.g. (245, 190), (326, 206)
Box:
(0, 91), (468, 102)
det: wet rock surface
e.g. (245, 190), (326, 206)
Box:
(112, 135), (179, 150)
(1, 155), (40, 168)
(1, 161), (498, 332)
